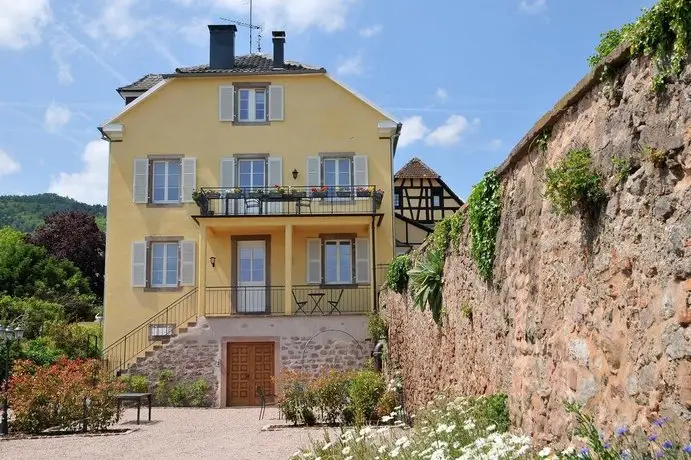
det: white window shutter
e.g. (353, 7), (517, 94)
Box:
(267, 156), (283, 214)
(268, 85), (284, 121)
(355, 238), (370, 283)
(180, 240), (196, 286)
(306, 156), (320, 189)
(131, 241), (147, 287)
(220, 158), (236, 215)
(219, 86), (235, 121)
(306, 238), (321, 284)
(353, 155), (368, 200)
(133, 159), (149, 203)
(181, 158), (196, 203)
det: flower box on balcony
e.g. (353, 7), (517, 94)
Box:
(292, 191), (307, 198)
(336, 189), (352, 198)
(356, 190), (372, 197)
(248, 190), (265, 199)
(224, 189), (243, 199)
(205, 191), (221, 199)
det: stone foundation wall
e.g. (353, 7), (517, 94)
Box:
(128, 315), (369, 406)
(384, 51), (691, 445)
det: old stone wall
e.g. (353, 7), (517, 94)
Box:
(384, 50), (691, 444)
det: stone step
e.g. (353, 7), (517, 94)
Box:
(144, 350), (155, 358)
(177, 327), (188, 334)
(153, 344), (163, 351)
(187, 321), (197, 328)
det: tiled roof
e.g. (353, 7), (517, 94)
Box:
(116, 54), (325, 93)
(394, 157), (440, 179)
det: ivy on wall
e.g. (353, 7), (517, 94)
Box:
(588, 0), (691, 91)
(544, 147), (606, 217)
(386, 254), (412, 294)
(467, 170), (503, 283)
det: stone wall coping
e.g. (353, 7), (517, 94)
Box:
(496, 42), (632, 177)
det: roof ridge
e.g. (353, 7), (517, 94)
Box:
(395, 157), (440, 179)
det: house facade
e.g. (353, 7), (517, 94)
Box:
(99, 25), (400, 406)
(393, 158), (463, 254)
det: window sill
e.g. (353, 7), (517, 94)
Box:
(146, 202), (184, 208)
(232, 121), (271, 126)
(143, 286), (184, 292)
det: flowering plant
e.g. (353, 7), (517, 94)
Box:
(273, 184), (286, 194)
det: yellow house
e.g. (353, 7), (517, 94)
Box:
(393, 158), (464, 254)
(98, 25), (401, 406)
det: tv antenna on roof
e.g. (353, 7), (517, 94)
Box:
(220, 0), (264, 53)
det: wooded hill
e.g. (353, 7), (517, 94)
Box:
(0, 193), (106, 232)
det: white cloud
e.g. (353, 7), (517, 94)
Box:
(425, 115), (479, 147)
(85, 0), (144, 40)
(0, 149), (21, 177)
(44, 102), (72, 133)
(519, 0), (547, 14)
(48, 140), (109, 205)
(488, 138), (503, 149)
(213, 0), (354, 33)
(337, 53), (364, 76)
(399, 116), (429, 148)
(435, 88), (449, 101)
(0, 0), (52, 50)
(180, 17), (213, 47)
(359, 24), (382, 38)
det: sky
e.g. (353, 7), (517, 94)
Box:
(0, 0), (657, 205)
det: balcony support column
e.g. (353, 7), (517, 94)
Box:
(370, 216), (377, 312)
(198, 224), (208, 317)
(284, 224), (293, 315)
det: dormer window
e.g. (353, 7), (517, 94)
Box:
(238, 88), (267, 122)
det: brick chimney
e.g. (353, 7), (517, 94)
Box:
(208, 24), (237, 70)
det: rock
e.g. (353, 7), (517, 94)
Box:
(653, 196), (675, 221)
(567, 368), (578, 391)
(577, 374), (598, 405)
(569, 339), (590, 367)
(661, 324), (690, 359)
(625, 168), (647, 196)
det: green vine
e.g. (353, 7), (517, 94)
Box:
(535, 128), (552, 153)
(429, 211), (465, 255)
(467, 170), (502, 283)
(544, 147), (606, 217)
(588, 0), (691, 90)
(408, 248), (444, 326)
(611, 155), (633, 184)
(385, 254), (411, 294)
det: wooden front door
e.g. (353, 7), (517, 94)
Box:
(227, 342), (275, 406)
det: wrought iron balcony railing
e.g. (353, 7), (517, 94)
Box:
(193, 185), (384, 217)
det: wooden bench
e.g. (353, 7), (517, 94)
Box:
(116, 392), (152, 425)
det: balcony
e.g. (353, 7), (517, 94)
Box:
(193, 185), (385, 218)
(205, 285), (372, 316)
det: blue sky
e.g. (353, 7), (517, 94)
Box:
(0, 0), (656, 204)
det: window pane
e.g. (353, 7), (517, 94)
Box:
(339, 242), (352, 283)
(151, 244), (164, 286)
(255, 90), (265, 121)
(239, 90), (250, 120)
(239, 160), (251, 174)
(324, 242), (338, 283)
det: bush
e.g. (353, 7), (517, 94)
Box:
(312, 369), (350, 424)
(408, 248), (445, 325)
(0, 295), (65, 340)
(386, 255), (411, 294)
(120, 374), (149, 393)
(21, 337), (64, 365)
(45, 323), (101, 359)
(544, 147), (606, 217)
(374, 389), (398, 421)
(153, 370), (174, 406)
(169, 379), (209, 407)
(367, 311), (387, 341)
(7, 358), (123, 434)
(275, 369), (316, 425)
(347, 369), (385, 426)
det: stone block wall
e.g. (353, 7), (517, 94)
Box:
(383, 50), (691, 445)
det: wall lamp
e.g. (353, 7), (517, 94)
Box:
(292, 169), (299, 180)
(209, 256), (216, 268)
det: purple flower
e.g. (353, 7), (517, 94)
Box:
(655, 450), (664, 458)
(662, 440), (673, 449)
(615, 426), (629, 437)
(681, 445), (691, 454)
(604, 442), (611, 449)
(652, 417), (670, 427)
(580, 447), (590, 457)
(648, 434), (658, 442)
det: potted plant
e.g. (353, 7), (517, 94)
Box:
(270, 184), (286, 198)
(205, 189), (221, 199)
(373, 188), (384, 208)
(224, 187), (243, 199)
(311, 186), (328, 198)
(248, 188), (265, 199)
(289, 186), (306, 198)
(336, 186), (352, 198)
(356, 186), (372, 198)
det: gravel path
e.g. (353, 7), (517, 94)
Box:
(0, 407), (336, 460)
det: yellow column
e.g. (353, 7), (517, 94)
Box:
(284, 224), (293, 315)
(369, 221), (376, 312)
(198, 224), (207, 317)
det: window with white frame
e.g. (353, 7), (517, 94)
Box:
(322, 157), (352, 195)
(238, 88), (267, 122)
(324, 240), (353, 284)
(151, 159), (181, 203)
(150, 242), (179, 287)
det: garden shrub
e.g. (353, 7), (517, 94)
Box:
(7, 358), (123, 434)
(45, 322), (101, 359)
(275, 369), (316, 425)
(312, 369), (350, 424)
(0, 295), (65, 340)
(408, 248), (445, 325)
(120, 374), (149, 393)
(153, 369), (174, 405)
(367, 311), (387, 341)
(169, 379), (209, 407)
(385, 254), (411, 294)
(544, 147), (606, 217)
(21, 337), (64, 365)
(467, 169), (502, 283)
(374, 389), (398, 421)
(347, 369), (385, 426)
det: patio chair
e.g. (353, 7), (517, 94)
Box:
(295, 197), (312, 214)
(327, 289), (344, 314)
(292, 290), (308, 314)
(243, 197), (261, 214)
